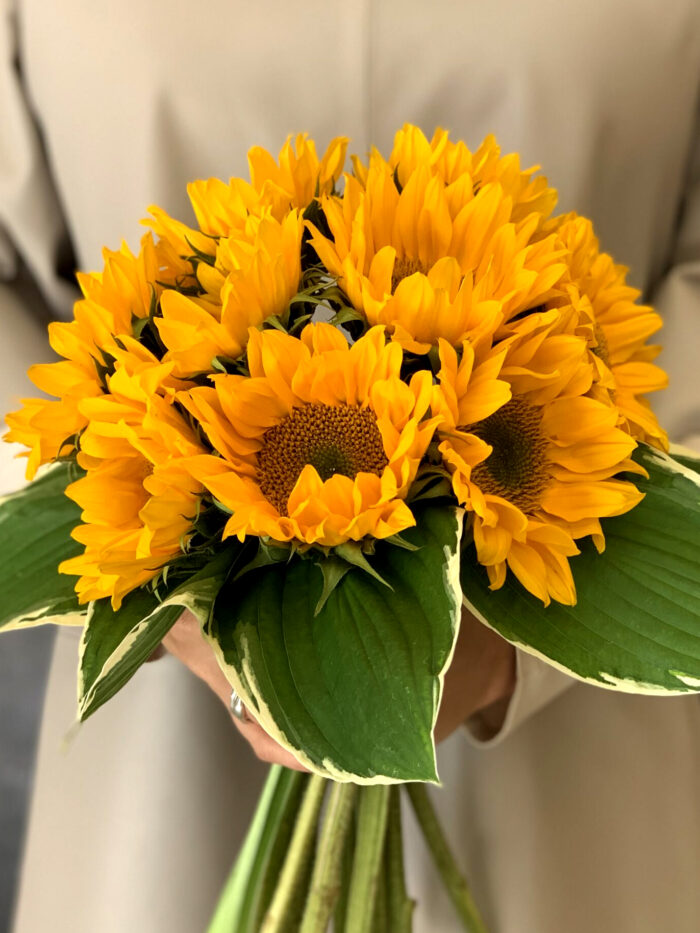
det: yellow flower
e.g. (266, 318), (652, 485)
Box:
(145, 205), (215, 288)
(74, 337), (191, 469)
(178, 324), (439, 547)
(246, 132), (349, 217)
(433, 314), (645, 605)
(152, 133), (349, 254)
(3, 398), (85, 480)
(378, 124), (558, 224)
(58, 353), (206, 608)
(155, 209), (304, 377)
(308, 157), (567, 353)
(144, 134), (348, 329)
(549, 213), (668, 448)
(4, 234), (169, 478)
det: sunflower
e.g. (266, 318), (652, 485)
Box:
(433, 312), (645, 605)
(178, 323), (440, 547)
(188, 133), (348, 236)
(155, 208), (304, 377)
(547, 213), (668, 448)
(144, 135), (348, 335)
(359, 124), (558, 225)
(73, 336), (192, 470)
(307, 157), (567, 353)
(58, 350), (206, 608)
(148, 133), (349, 260)
(4, 233), (169, 477)
(246, 133), (349, 217)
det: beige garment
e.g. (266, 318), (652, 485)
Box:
(2, 0), (700, 930)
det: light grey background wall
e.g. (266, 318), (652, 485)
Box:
(0, 628), (54, 933)
(0, 277), (58, 933)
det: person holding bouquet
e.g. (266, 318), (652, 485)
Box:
(2, 1), (699, 931)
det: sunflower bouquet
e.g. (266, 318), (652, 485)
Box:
(3, 126), (700, 933)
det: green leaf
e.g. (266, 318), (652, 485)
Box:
(207, 506), (463, 783)
(461, 444), (700, 695)
(669, 442), (700, 476)
(78, 548), (238, 720)
(0, 463), (84, 631)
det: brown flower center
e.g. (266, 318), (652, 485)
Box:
(466, 398), (549, 513)
(391, 255), (426, 293)
(257, 403), (388, 516)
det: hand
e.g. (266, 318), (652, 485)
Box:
(434, 605), (517, 742)
(161, 611), (309, 772)
(161, 605), (516, 770)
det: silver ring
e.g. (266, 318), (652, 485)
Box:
(230, 688), (249, 723)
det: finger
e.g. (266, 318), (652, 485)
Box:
(231, 715), (309, 772)
(163, 622), (233, 707)
(162, 613), (309, 771)
(161, 611), (200, 655)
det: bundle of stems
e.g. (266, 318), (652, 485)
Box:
(209, 767), (489, 933)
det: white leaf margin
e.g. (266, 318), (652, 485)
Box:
(77, 563), (228, 719)
(204, 508), (465, 785)
(0, 462), (83, 632)
(3, 604), (85, 633)
(463, 444), (700, 697)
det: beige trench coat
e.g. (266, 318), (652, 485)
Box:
(2, 0), (700, 930)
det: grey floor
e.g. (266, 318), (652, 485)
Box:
(0, 626), (55, 933)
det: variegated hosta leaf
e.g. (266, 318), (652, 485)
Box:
(78, 549), (238, 721)
(462, 444), (700, 695)
(0, 463), (84, 631)
(206, 506), (463, 784)
(669, 442), (700, 475)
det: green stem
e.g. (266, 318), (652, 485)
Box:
(344, 785), (391, 933)
(207, 765), (306, 933)
(384, 787), (414, 932)
(405, 784), (489, 933)
(371, 840), (388, 933)
(262, 774), (328, 933)
(299, 781), (358, 933)
(333, 813), (356, 933)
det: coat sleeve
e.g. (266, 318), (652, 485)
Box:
(647, 101), (700, 453)
(462, 648), (576, 746)
(0, 0), (77, 493)
(463, 103), (700, 748)
(0, 0), (76, 316)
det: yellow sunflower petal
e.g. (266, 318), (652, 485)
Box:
(540, 479), (644, 522)
(182, 327), (431, 547)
